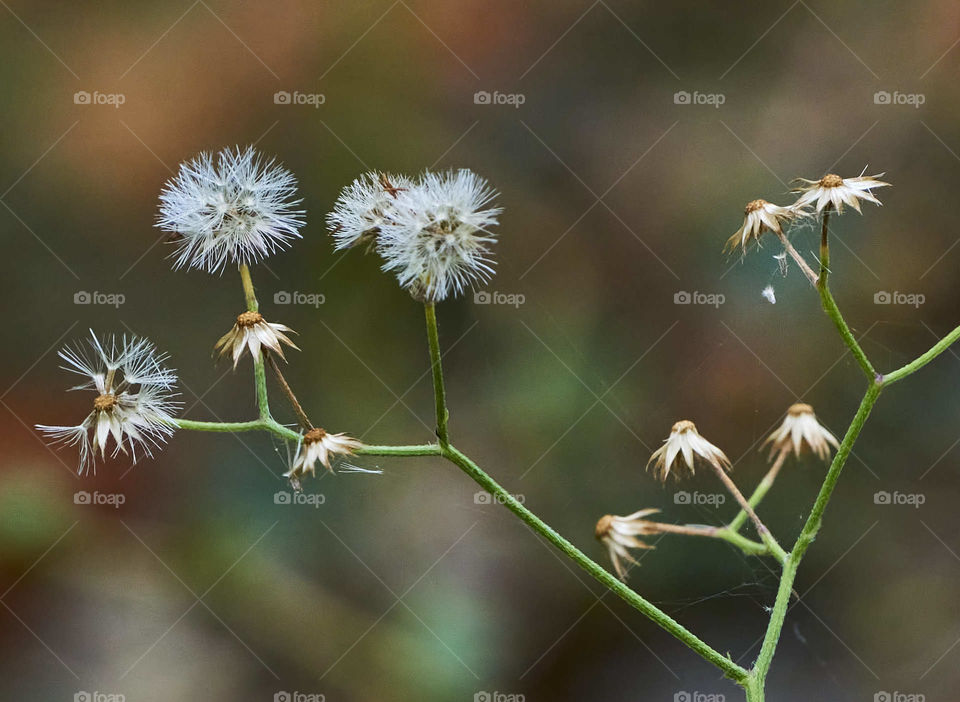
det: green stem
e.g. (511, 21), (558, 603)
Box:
(175, 418), (268, 434)
(442, 443), (748, 681)
(728, 451), (788, 535)
(884, 323), (960, 385)
(816, 208), (875, 380)
(238, 264), (271, 420)
(239, 264), (259, 313)
(751, 381), (882, 686)
(424, 302), (449, 446)
(709, 464), (787, 563)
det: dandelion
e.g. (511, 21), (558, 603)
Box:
(36, 331), (179, 473)
(284, 428), (364, 483)
(158, 146), (304, 272)
(725, 199), (802, 254)
(595, 509), (660, 580)
(792, 172), (889, 215)
(761, 285), (776, 304)
(647, 420), (731, 481)
(378, 169), (502, 302)
(326, 171), (413, 251)
(764, 403), (839, 461)
(214, 311), (298, 369)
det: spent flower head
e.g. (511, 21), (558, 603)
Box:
(725, 199), (804, 254)
(214, 311), (299, 369)
(595, 509), (660, 580)
(764, 403), (839, 461)
(36, 331), (180, 473)
(326, 171), (413, 251)
(792, 171), (889, 215)
(377, 169), (502, 302)
(284, 428), (364, 484)
(158, 146), (304, 272)
(647, 420), (731, 482)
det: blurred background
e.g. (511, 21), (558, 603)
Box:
(2, 1), (960, 700)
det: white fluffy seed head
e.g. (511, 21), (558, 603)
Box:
(157, 146), (305, 273)
(377, 169), (502, 302)
(326, 171), (414, 251)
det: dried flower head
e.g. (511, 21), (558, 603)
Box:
(36, 331), (180, 473)
(377, 169), (502, 302)
(158, 146), (304, 272)
(214, 311), (299, 369)
(647, 420), (731, 481)
(764, 403), (839, 461)
(595, 509), (660, 580)
(792, 172), (889, 215)
(326, 171), (413, 251)
(284, 428), (364, 482)
(725, 199), (802, 253)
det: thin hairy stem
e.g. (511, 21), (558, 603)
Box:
(424, 302), (449, 446)
(728, 450), (788, 534)
(265, 353), (313, 430)
(773, 231), (818, 286)
(441, 443), (748, 681)
(708, 464), (787, 563)
(884, 322), (960, 385)
(815, 208), (875, 379)
(238, 264), (272, 419)
(654, 522), (770, 557)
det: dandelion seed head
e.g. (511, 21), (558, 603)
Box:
(326, 171), (413, 251)
(157, 146), (304, 273)
(762, 285), (777, 304)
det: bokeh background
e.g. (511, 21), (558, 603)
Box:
(2, 1), (960, 700)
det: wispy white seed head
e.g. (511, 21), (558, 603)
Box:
(764, 403), (839, 461)
(761, 285), (776, 304)
(326, 172), (414, 251)
(595, 509), (660, 580)
(375, 169), (502, 302)
(36, 331), (180, 474)
(725, 199), (805, 254)
(792, 171), (890, 215)
(284, 428), (364, 484)
(213, 311), (299, 369)
(647, 420), (731, 482)
(157, 146), (305, 273)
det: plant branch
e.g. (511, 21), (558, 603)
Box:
(883, 322), (960, 385)
(728, 450), (788, 535)
(424, 302), (450, 446)
(265, 352), (313, 430)
(773, 231), (818, 286)
(238, 264), (272, 419)
(708, 463), (787, 563)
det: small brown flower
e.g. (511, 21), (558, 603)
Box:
(595, 509), (660, 580)
(725, 199), (802, 253)
(647, 420), (731, 482)
(764, 403), (839, 461)
(214, 311), (299, 369)
(284, 427), (364, 480)
(792, 172), (889, 215)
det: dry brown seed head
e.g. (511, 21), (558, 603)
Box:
(303, 428), (328, 444)
(744, 199), (767, 213)
(595, 515), (614, 540)
(819, 174), (843, 188)
(672, 420), (697, 434)
(236, 311), (264, 327)
(93, 393), (117, 412)
(788, 403), (814, 416)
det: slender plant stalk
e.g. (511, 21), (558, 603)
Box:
(265, 353), (313, 430)
(238, 264), (272, 419)
(424, 302), (450, 446)
(884, 323), (960, 385)
(728, 450), (788, 534)
(708, 464), (787, 563)
(773, 231), (818, 286)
